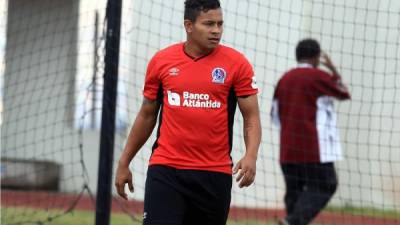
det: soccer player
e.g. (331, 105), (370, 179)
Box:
(271, 38), (350, 225)
(115, 0), (261, 224)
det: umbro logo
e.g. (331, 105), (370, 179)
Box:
(251, 75), (258, 89)
(169, 67), (179, 76)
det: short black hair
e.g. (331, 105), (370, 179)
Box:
(184, 0), (221, 22)
(296, 38), (321, 61)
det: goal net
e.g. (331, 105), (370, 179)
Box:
(116, 0), (400, 223)
(1, 0), (399, 224)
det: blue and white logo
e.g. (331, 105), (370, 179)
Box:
(211, 67), (226, 84)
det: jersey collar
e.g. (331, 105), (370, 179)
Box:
(297, 63), (313, 68)
(182, 42), (220, 62)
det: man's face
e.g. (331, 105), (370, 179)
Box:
(185, 8), (223, 51)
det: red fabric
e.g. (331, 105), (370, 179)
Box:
(274, 67), (350, 163)
(143, 43), (258, 174)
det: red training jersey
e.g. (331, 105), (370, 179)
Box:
(143, 43), (258, 174)
(271, 64), (350, 163)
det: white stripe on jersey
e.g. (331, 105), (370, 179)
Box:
(316, 96), (343, 162)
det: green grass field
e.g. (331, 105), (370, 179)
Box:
(2, 206), (399, 225)
(1, 207), (278, 225)
(325, 205), (400, 219)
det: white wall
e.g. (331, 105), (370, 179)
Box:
(2, 0), (87, 192)
(306, 0), (400, 209)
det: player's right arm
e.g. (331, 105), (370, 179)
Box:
(317, 52), (351, 100)
(115, 97), (160, 200)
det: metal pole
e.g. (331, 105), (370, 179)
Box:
(95, 0), (122, 224)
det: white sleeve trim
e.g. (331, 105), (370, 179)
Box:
(271, 99), (281, 129)
(316, 96), (343, 162)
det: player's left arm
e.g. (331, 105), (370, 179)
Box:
(234, 94), (262, 188)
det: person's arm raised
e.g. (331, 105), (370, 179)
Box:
(320, 52), (350, 98)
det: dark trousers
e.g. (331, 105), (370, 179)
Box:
(143, 165), (232, 225)
(281, 163), (338, 225)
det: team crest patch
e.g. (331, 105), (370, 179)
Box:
(211, 67), (226, 84)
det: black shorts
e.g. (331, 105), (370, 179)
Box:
(143, 165), (232, 225)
